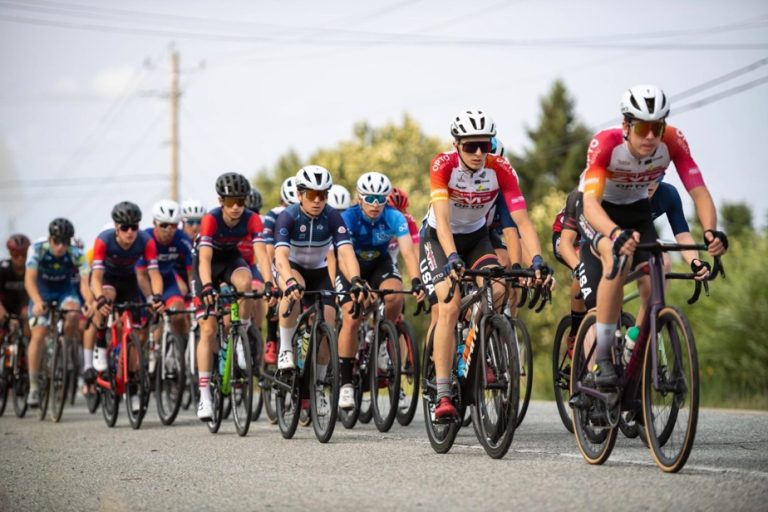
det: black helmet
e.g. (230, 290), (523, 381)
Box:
(49, 218), (75, 240)
(111, 201), (142, 225)
(215, 172), (251, 197)
(245, 189), (263, 212)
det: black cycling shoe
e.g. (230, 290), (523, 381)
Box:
(83, 368), (97, 385)
(592, 359), (618, 389)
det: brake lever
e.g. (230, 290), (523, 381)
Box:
(282, 299), (295, 318)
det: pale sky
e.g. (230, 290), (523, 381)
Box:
(1, 0), (767, 252)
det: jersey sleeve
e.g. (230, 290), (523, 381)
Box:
(387, 208), (411, 238)
(91, 236), (107, 271)
(429, 153), (453, 203)
(198, 213), (217, 249)
(491, 156), (527, 213)
(273, 210), (294, 249)
(179, 234), (194, 273)
(73, 248), (90, 277)
(142, 238), (159, 270)
(406, 215), (420, 244)
(248, 213), (265, 243)
(263, 211), (277, 245)
(582, 130), (618, 200)
(663, 126), (706, 191)
(329, 209), (352, 248)
(25, 243), (40, 270)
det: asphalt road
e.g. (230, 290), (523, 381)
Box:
(1, 398), (766, 512)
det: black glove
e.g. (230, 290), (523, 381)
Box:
(691, 259), (711, 274)
(411, 277), (424, 295)
(264, 281), (280, 299)
(704, 230), (729, 251)
(96, 296), (112, 309)
(443, 252), (465, 278)
(530, 255), (545, 272)
(150, 294), (163, 308)
(611, 229), (635, 256)
(284, 278), (304, 297)
(200, 283), (216, 300)
(349, 276), (368, 301)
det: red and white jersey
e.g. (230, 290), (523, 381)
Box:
(427, 152), (526, 234)
(580, 126), (705, 204)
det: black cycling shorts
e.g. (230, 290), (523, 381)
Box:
(289, 261), (335, 308)
(192, 251), (250, 316)
(336, 256), (401, 305)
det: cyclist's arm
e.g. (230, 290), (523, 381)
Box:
(433, 200), (457, 256)
(274, 246), (293, 289)
(197, 246), (213, 287)
(24, 267), (43, 310)
(337, 244), (361, 282)
(688, 186), (717, 233)
(559, 229), (581, 270)
(91, 268), (105, 299)
(78, 272), (93, 305)
(327, 247), (338, 285)
(510, 209), (543, 262)
(501, 227), (523, 265)
(136, 267), (152, 298)
(254, 241), (273, 289)
(673, 231), (700, 265)
(148, 268), (164, 297)
(396, 234), (419, 281)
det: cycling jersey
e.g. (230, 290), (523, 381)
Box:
(274, 204), (351, 270)
(92, 229), (158, 278)
(427, 152), (526, 234)
(198, 208), (264, 254)
(387, 211), (420, 261)
(262, 206), (286, 245)
(26, 238), (89, 291)
(651, 183), (690, 235)
(138, 228), (193, 278)
(342, 204), (410, 264)
(487, 193), (518, 233)
(0, 259), (27, 314)
(552, 190), (582, 235)
(580, 125), (705, 204)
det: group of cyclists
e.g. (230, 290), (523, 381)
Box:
(0, 83), (728, 464)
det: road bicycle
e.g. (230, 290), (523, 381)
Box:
(148, 308), (191, 425)
(0, 314), (29, 417)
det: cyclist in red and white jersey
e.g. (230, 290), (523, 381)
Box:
(420, 109), (551, 421)
(579, 85), (728, 387)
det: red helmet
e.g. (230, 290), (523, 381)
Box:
(388, 187), (409, 212)
(6, 233), (31, 255)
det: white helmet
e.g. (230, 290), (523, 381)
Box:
(450, 109), (496, 139)
(620, 84), (670, 121)
(491, 137), (506, 158)
(280, 177), (298, 205)
(295, 165), (333, 191)
(181, 200), (206, 221)
(152, 199), (181, 224)
(357, 171), (392, 196)
(328, 184), (351, 210)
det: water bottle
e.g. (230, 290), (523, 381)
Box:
(456, 342), (466, 378)
(297, 327), (310, 370)
(218, 347), (226, 375)
(623, 326), (640, 365)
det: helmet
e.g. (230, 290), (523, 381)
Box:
(48, 218), (75, 240)
(245, 189), (263, 212)
(215, 172), (251, 197)
(450, 109), (496, 139)
(181, 200), (206, 221)
(328, 184), (351, 211)
(6, 233), (31, 254)
(491, 137), (506, 158)
(357, 171), (392, 196)
(620, 84), (670, 121)
(295, 165), (333, 191)
(111, 201), (142, 225)
(280, 177), (298, 205)
(152, 199), (181, 224)
(388, 187), (409, 211)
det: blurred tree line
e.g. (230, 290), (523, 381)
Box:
(251, 80), (766, 409)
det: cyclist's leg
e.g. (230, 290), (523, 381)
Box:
(277, 264), (306, 368)
(26, 299), (49, 405)
(370, 256), (403, 323)
(249, 264), (266, 331)
(467, 229), (504, 310)
(336, 271), (359, 393)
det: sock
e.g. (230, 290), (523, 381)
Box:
(95, 328), (107, 348)
(316, 364), (327, 383)
(596, 322), (615, 362)
(29, 372), (39, 392)
(83, 349), (94, 370)
(279, 326), (297, 353)
(569, 310), (586, 337)
(198, 371), (212, 402)
(340, 358), (354, 385)
(267, 318), (278, 343)
(436, 377), (452, 400)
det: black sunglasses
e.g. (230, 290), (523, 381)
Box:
(119, 224), (139, 232)
(460, 141), (493, 154)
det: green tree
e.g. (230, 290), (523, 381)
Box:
(508, 80), (591, 202)
(721, 201), (753, 238)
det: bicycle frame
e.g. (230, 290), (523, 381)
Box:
(95, 306), (144, 396)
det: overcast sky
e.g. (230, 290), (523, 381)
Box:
(1, 0), (767, 252)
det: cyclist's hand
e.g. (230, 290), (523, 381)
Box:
(529, 255), (555, 289)
(349, 276), (369, 304)
(96, 296), (112, 315)
(264, 281), (280, 307)
(443, 252), (465, 282)
(81, 302), (93, 318)
(690, 259), (711, 281)
(704, 229), (728, 257)
(411, 277), (426, 302)
(200, 283), (217, 307)
(32, 302), (45, 317)
(150, 294), (165, 313)
(612, 229), (639, 257)
(284, 278), (304, 302)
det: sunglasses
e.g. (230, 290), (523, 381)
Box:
(362, 194), (388, 206)
(460, 141), (493, 154)
(222, 196), (246, 207)
(630, 120), (665, 138)
(185, 219), (201, 226)
(301, 189), (328, 202)
(157, 222), (177, 229)
(119, 224), (139, 232)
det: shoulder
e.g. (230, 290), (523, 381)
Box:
(587, 128), (623, 162)
(384, 205), (405, 223)
(430, 151), (457, 174)
(485, 155), (518, 180)
(97, 229), (114, 242)
(661, 125), (692, 154)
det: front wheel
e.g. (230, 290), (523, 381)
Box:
(310, 322), (339, 443)
(509, 316), (532, 428)
(37, 337), (51, 421)
(552, 315), (574, 433)
(370, 320), (401, 433)
(231, 327), (254, 437)
(421, 328), (459, 454)
(155, 333), (186, 426)
(101, 348), (120, 427)
(49, 335), (68, 422)
(395, 319), (419, 427)
(125, 335), (149, 430)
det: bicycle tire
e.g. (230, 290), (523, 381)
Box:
(339, 372), (361, 429)
(125, 334), (149, 430)
(86, 386), (100, 414)
(276, 371), (300, 439)
(249, 326), (263, 422)
(395, 319), (419, 427)
(101, 348), (120, 427)
(570, 312), (618, 465)
(471, 314), (519, 459)
(617, 312), (642, 439)
(552, 315), (574, 433)
(155, 333), (186, 426)
(422, 329), (459, 454)
(263, 378), (278, 424)
(49, 335), (68, 423)
(370, 320), (401, 433)
(232, 327), (254, 437)
(207, 371), (224, 434)
(0, 369), (8, 416)
(510, 316), (532, 428)
(66, 341), (80, 406)
(310, 322), (339, 443)
(642, 306), (698, 473)
(38, 336), (51, 421)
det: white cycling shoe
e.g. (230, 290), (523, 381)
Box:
(339, 384), (355, 410)
(278, 350), (295, 370)
(197, 399), (213, 421)
(93, 347), (108, 372)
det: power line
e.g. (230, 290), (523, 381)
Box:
(674, 74), (768, 115)
(0, 173), (166, 189)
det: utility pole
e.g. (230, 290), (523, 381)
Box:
(170, 47), (180, 202)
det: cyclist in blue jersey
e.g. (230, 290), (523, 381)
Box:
(24, 218), (92, 406)
(194, 172), (276, 420)
(273, 166), (367, 397)
(261, 176), (299, 365)
(336, 172), (425, 409)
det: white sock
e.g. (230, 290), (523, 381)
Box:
(29, 373), (39, 392)
(199, 371), (212, 402)
(279, 326), (297, 353)
(83, 349), (94, 370)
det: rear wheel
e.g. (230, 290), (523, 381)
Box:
(310, 322), (339, 443)
(125, 335), (149, 430)
(49, 335), (68, 422)
(155, 333), (186, 426)
(552, 315), (574, 433)
(422, 329), (459, 454)
(37, 336), (51, 421)
(395, 319), (419, 427)
(231, 327), (254, 437)
(206, 370), (224, 434)
(0, 369), (9, 416)
(370, 320), (401, 433)
(276, 371), (300, 439)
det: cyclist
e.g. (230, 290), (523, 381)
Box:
(242, 187), (268, 352)
(336, 172), (425, 409)
(328, 184), (352, 212)
(24, 218), (92, 406)
(194, 173), (275, 420)
(261, 176), (299, 365)
(421, 109), (551, 421)
(0, 234), (30, 342)
(386, 187), (421, 262)
(273, 166), (367, 413)
(89, 201), (165, 402)
(180, 200), (206, 241)
(579, 84), (727, 388)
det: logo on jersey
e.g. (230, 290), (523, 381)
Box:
(279, 228), (289, 236)
(338, 226), (347, 234)
(299, 225), (306, 233)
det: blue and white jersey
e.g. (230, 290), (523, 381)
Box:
(342, 205), (409, 264)
(263, 205), (287, 246)
(274, 204), (352, 269)
(26, 238), (89, 291)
